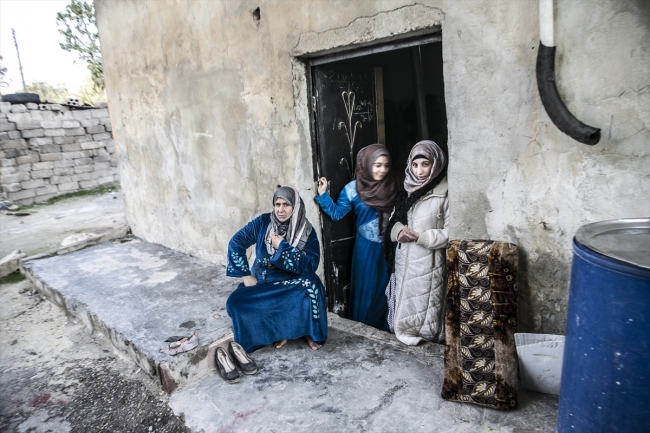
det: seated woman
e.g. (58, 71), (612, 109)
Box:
(384, 140), (448, 345)
(315, 144), (400, 331)
(226, 186), (328, 352)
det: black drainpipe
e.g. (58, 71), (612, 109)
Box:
(536, 0), (600, 145)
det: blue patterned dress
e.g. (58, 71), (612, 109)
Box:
(225, 213), (328, 352)
(315, 181), (389, 331)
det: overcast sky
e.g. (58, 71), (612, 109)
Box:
(1, 0), (89, 94)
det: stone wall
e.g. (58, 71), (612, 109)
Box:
(0, 102), (119, 205)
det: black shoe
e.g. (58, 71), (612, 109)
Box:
(215, 347), (241, 383)
(228, 341), (258, 375)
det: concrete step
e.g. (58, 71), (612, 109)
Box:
(21, 237), (237, 393)
(169, 317), (559, 433)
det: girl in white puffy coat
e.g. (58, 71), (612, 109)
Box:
(384, 140), (449, 345)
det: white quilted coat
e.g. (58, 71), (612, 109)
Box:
(390, 177), (449, 345)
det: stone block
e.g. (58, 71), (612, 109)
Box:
(72, 110), (92, 120)
(99, 117), (111, 125)
(45, 128), (65, 137)
(34, 193), (58, 202)
(92, 132), (112, 141)
(26, 103), (39, 110)
(0, 173), (27, 184)
(93, 161), (111, 171)
(61, 151), (84, 159)
(83, 149), (98, 157)
(7, 131), (21, 139)
(93, 154), (112, 163)
(0, 250), (27, 279)
(0, 122), (16, 132)
(36, 185), (59, 195)
(31, 169), (54, 179)
(54, 159), (76, 168)
(56, 111), (74, 120)
(50, 104), (63, 111)
(0, 148), (31, 158)
(3, 182), (21, 193)
(61, 143), (81, 152)
(1, 158), (16, 167)
(7, 112), (29, 123)
(58, 181), (79, 192)
(96, 176), (115, 185)
(17, 120), (41, 130)
(54, 136), (76, 145)
(41, 120), (62, 129)
(16, 163), (32, 172)
(39, 145), (62, 154)
(54, 167), (74, 176)
(10, 104), (27, 113)
(79, 179), (98, 189)
(74, 134), (93, 143)
(71, 172), (91, 182)
(0, 132), (7, 140)
(28, 137), (54, 146)
(40, 153), (62, 162)
(65, 127), (86, 136)
(85, 125), (105, 134)
(74, 165), (94, 174)
(80, 141), (102, 150)
(1, 139), (27, 150)
(49, 175), (71, 185)
(21, 129), (45, 138)
(20, 179), (46, 189)
(0, 166), (17, 175)
(105, 123), (112, 132)
(0, 102), (11, 114)
(62, 120), (81, 128)
(16, 154), (40, 165)
(90, 108), (109, 118)
(80, 118), (100, 127)
(74, 157), (93, 166)
(111, 160), (119, 168)
(7, 189), (35, 201)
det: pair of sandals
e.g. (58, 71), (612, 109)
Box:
(215, 341), (258, 384)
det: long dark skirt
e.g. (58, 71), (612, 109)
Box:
(226, 275), (328, 352)
(349, 235), (389, 331)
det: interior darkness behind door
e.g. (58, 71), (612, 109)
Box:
(313, 66), (378, 317)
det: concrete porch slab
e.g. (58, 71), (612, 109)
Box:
(169, 321), (559, 433)
(20, 238), (237, 393)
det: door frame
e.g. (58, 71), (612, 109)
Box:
(304, 33), (443, 313)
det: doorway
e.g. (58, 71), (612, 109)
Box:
(308, 34), (448, 317)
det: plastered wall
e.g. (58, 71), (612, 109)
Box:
(95, 0), (649, 334)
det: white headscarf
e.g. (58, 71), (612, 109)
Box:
(265, 186), (313, 254)
(403, 140), (446, 194)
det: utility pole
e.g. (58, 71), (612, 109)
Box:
(12, 29), (26, 91)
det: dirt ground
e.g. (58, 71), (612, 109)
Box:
(0, 192), (190, 433)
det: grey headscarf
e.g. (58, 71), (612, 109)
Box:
(265, 186), (313, 255)
(403, 140), (446, 194)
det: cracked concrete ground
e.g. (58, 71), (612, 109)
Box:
(0, 193), (189, 433)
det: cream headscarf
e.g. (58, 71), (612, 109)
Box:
(403, 140), (446, 194)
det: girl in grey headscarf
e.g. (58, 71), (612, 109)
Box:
(383, 140), (449, 345)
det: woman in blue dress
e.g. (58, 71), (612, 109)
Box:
(315, 144), (400, 331)
(226, 186), (328, 352)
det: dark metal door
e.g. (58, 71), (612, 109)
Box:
(312, 66), (379, 317)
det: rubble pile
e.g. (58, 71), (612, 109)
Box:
(0, 102), (119, 205)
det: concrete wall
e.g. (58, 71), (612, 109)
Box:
(0, 102), (119, 205)
(95, 0), (649, 334)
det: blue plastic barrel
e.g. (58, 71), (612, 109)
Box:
(557, 218), (650, 432)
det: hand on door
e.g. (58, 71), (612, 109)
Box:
(317, 177), (328, 196)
